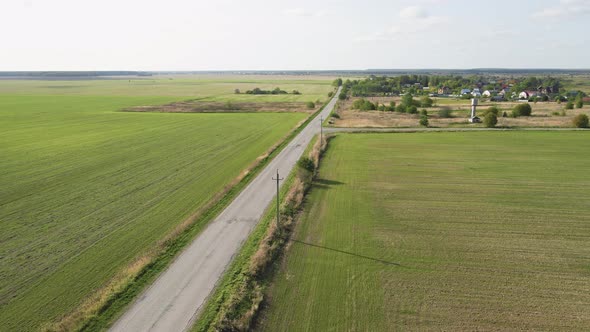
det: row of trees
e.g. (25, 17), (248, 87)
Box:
(234, 87), (300, 95)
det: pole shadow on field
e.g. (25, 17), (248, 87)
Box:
(312, 178), (345, 190)
(292, 240), (401, 266)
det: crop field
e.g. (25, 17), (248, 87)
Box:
(260, 132), (590, 331)
(0, 76), (320, 330)
(0, 75), (334, 102)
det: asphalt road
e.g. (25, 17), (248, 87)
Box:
(110, 88), (340, 332)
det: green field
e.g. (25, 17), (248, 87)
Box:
(260, 132), (590, 331)
(0, 75), (333, 102)
(0, 76), (326, 330)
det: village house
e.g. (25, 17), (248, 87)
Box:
(519, 90), (539, 99)
(460, 88), (471, 95)
(438, 86), (451, 95)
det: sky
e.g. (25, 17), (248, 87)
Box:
(2, 0), (590, 70)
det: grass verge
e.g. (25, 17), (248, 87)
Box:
(193, 134), (332, 332)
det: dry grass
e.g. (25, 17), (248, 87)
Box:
(124, 101), (317, 113)
(332, 97), (590, 128)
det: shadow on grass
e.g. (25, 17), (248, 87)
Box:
(293, 239), (400, 266)
(313, 178), (345, 190)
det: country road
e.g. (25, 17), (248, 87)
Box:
(110, 88), (340, 332)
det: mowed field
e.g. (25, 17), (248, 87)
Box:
(0, 75), (333, 330)
(260, 132), (590, 331)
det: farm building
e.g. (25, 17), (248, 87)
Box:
(438, 86), (451, 95)
(519, 90), (539, 99)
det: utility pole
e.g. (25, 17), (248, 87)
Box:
(272, 169), (284, 227)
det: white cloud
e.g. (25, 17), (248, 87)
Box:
(532, 0), (590, 19)
(282, 8), (325, 17)
(356, 6), (448, 42)
(399, 6), (428, 19)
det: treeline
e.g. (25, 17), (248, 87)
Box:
(336, 75), (564, 97)
(351, 94), (434, 113)
(235, 87), (301, 95)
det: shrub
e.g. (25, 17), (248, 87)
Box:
(565, 101), (574, 110)
(502, 111), (508, 117)
(395, 104), (406, 113)
(297, 157), (315, 172)
(420, 109), (428, 116)
(338, 92), (347, 100)
(419, 115), (429, 127)
(292, 90), (301, 95)
(352, 98), (375, 111)
(420, 96), (434, 107)
(576, 99), (584, 109)
(328, 91), (333, 98)
(542, 95), (549, 102)
(572, 114), (589, 128)
(483, 106), (499, 116)
(407, 106), (418, 114)
(306, 101), (315, 109)
(378, 104), (386, 111)
(483, 113), (498, 128)
(330, 112), (340, 119)
(513, 103), (532, 117)
(234, 89), (240, 94)
(438, 107), (453, 118)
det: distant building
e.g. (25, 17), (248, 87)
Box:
(491, 95), (505, 102)
(519, 90), (539, 99)
(482, 90), (497, 97)
(438, 86), (451, 95)
(461, 88), (471, 95)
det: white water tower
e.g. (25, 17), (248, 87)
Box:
(469, 98), (481, 123)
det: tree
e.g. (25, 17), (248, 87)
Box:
(576, 95), (584, 108)
(419, 115), (429, 127)
(483, 106), (499, 116)
(407, 105), (418, 114)
(338, 92), (347, 100)
(420, 109), (428, 116)
(333, 78), (343, 87)
(483, 113), (498, 128)
(328, 91), (333, 97)
(513, 103), (532, 117)
(306, 101), (315, 109)
(401, 93), (415, 108)
(565, 101), (574, 110)
(395, 104), (406, 113)
(420, 96), (434, 107)
(573, 114), (589, 128)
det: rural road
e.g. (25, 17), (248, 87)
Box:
(110, 88), (340, 332)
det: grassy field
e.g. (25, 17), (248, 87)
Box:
(333, 96), (589, 128)
(0, 75), (325, 330)
(0, 75), (334, 102)
(260, 132), (590, 331)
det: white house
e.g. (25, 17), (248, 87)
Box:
(461, 88), (471, 95)
(519, 90), (539, 99)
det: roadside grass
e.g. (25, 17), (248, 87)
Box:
(259, 132), (590, 331)
(0, 94), (307, 331)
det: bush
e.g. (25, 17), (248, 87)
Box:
(513, 103), (532, 117)
(407, 106), (418, 114)
(306, 101), (315, 109)
(338, 92), (347, 100)
(378, 104), (385, 111)
(330, 112), (340, 119)
(395, 104), (406, 113)
(565, 101), (574, 110)
(483, 113), (498, 128)
(297, 157), (315, 172)
(234, 89), (240, 94)
(420, 109), (428, 116)
(328, 91), (333, 98)
(576, 99), (584, 109)
(420, 96), (434, 107)
(502, 111), (508, 117)
(352, 98), (376, 111)
(438, 107), (452, 118)
(483, 106), (499, 116)
(542, 95), (549, 102)
(572, 114), (589, 128)
(292, 90), (301, 95)
(419, 115), (429, 127)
